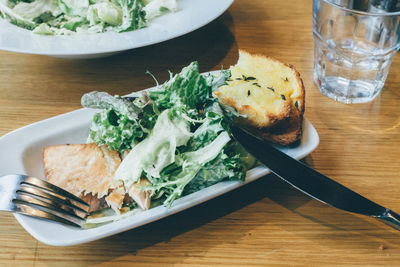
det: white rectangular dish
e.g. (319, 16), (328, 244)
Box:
(0, 100), (319, 246)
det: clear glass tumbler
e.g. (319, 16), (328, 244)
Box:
(313, 0), (400, 103)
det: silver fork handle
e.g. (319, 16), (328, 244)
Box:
(0, 174), (89, 227)
(13, 202), (83, 227)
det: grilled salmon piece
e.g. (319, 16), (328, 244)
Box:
(81, 193), (108, 213)
(43, 143), (124, 212)
(105, 186), (126, 213)
(43, 143), (153, 213)
(128, 178), (151, 210)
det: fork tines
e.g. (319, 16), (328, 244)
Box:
(14, 176), (90, 227)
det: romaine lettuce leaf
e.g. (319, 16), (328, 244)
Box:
(149, 131), (232, 206)
(206, 69), (231, 92)
(184, 152), (244, 194)
(12, 0), (60, 21)
(115, 0), (146, 32)
(58, 0), (89, 17)
(0, 0), (36, 29)
(115, 108), (192, 188)
(87, 2), (122, 26)
(184, 111), (225, 151)
(148, 62), (213, 111)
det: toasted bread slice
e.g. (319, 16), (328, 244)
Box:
(214, 50), (305, 145)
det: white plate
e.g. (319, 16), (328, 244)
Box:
(0, 0), (234, 59)
(0, 90), (319, 246)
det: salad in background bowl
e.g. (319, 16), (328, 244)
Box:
(0, 0), (235, 58)
(0, 0), (178, 35)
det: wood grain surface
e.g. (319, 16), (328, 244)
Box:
(1, 0), (400, 266)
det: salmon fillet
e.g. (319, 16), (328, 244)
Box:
(128, 178), (151, 210)
(43, 144), (124, 211)
(81, 193), (108, 213)
(43, 143), (152, 213)
(105, 186), (126, 213)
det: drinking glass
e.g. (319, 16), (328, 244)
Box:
(313, 0), (400, 103)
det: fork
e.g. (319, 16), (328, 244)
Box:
(0, 174), (90, 227)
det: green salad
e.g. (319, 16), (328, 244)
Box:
(0, 0), (177, 35)
(81, 62), (256, 223)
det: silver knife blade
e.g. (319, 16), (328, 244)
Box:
(231, 125), (400, 230)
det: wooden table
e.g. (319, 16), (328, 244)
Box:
(1, 0), (400, 265)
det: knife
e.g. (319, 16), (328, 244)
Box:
(231, 126), (400, 231)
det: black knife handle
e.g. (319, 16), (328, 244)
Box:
(231, 126), (386, 216)
(231, 126), (400, 232)
(375, 209), (400, 231)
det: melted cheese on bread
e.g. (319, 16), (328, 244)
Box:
(215, 50), (305, 145)
(215, 50), (304, 129)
